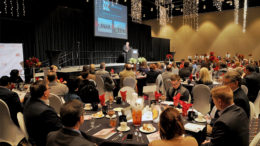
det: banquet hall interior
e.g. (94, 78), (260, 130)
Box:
(1, 0), (260, 145)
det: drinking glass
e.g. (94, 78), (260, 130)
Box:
(90, 117), (95, 128)
(110, 117), (117, 129)
(132, 109), (142, 127)
(102, 105), (108, 116)
(108, 109), (115, 118)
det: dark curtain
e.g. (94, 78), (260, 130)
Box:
(151, 37), (170, 61)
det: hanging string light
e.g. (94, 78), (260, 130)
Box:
(155, 0), (173, 25)
(213, 0), (223, 11)
(234, 0), (239, 24)
(22, 0), (25, 16)
(10, 0), (14, 16)
(243, 0), (248, 33)
(16, 0), (19, 17)
(183, 0), (199, 31)
(4, 0), (8, 14)
(131, 0), (142, 23)
(159, 6), (167, 25)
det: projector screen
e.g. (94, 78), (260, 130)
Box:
(94, 0), (128, 39)
(0, 43), (24, 80)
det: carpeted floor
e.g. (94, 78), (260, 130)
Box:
(250, 118), (260, 145)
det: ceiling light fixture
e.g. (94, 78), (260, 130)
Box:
(213, 0), (223, 11)
(155, 0), (174, 25)
(234, 0), (239, 24)
(131, 0), (142, 23)
(183, 0), (199, 31)
(243, 0), (248, 33)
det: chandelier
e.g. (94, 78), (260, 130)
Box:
(243, 0), (248, 33)
(234, 0), (239, 24)
(183, 0), (199, 31)
(213, 0), (223, 11)
(155, 0), (173, 25)
(131, 0), (142, 23)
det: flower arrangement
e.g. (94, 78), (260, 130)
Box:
(129, 58), (137, 64)
(166, 54), (173, 60)
(137, 57), (147, 64)
(25, 57), (41, 68)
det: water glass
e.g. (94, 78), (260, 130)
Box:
(90, 117), (95, 128)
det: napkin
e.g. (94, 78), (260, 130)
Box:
(93, 128), (116, 139)
(59, 77), (63, 83)
(120, 91), (127, 102)
(179, 100), (192, 116)
(147, 132), (161, 143)
(189, 74), (193, 81)
(184, 123), (205, 133)
(154, 91), (161, 101)
(173, 93), (181, 107)
(99, 94), (105, 106)
(111, 69), (114, 74)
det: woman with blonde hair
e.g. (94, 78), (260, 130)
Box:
(149, 107), (198, 146)
(196, 67), (213, 85)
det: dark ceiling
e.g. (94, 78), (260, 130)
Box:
(0, 0), (260, 21)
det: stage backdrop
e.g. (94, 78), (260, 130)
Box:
(0, 0), (169, 67)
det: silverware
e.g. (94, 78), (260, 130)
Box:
(112, 132), (123, 141)
(139, 132), (144, 143)
(86, 124), (101, 132)
(135, 129), (139, 142)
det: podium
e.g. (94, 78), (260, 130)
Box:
(46, 50), (61, 66)
(132, 49), (138, 59)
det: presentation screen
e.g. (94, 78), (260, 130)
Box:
(0, 43), (24, 80)
(94, 0), (128, 39)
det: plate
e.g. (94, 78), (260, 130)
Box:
(194, 118), (206, 123)
(117, 126), (130, 132)
(139, 126), (156, 133)
(113, 107), (123, 112)
(106, 115), (117, 118)
(92, 112), (104, 118)
(84, 107), (92, 111)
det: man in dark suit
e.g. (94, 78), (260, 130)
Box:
(202, 85), (249, 146)
(122, 41), (133, 63)
(0, 76), (22, 126)
(242, 64), (260, 102)
(223, 71), (250, 118)
(24, 80), (62, 146)
(179, 62), (191, 80)
(47, 100), (95, 146)
(166, 74), (190, 102)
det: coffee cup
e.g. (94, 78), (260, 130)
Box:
(120, 122), (127, 130)
(188, 111), (196, 121)
(197, 113), (204, 121)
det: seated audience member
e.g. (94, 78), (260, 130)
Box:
(146, 64), (160, 84)
(9, 69), (23, 83)
(138, 61), (149, 74)
(78, 80), (99, 104)
(223, 71), (250, 118)
(202, 85), (249, 146)
(172, 62), (179, 75)
(166, 74), (190, 102)
(216, 63), (228, 77)
(47, 71), (69, 98)
(64, 78), (81, 102)
(47, 100), (95, 146)
(50, 65), (58, 72)
(149, 107), (198, 146)
(0, 76), (23, 126)
(196, 67), (213, 86)
(89, 64), (96, 74)
(242, 64), (260, 102)
(119, 63), (136, 87)
(179, 62), (191, 80)
(162, 64), (173, 82)
(24, 80), (62, 146)
(96, 62), (110, 77)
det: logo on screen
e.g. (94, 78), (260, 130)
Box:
(103, 0), (110, 11)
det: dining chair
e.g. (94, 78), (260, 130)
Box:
(250, 131), (260, 146)
(49, 93), (63, 115)
(156, 74), (165, 95)
(17, 112), (29, 141)
(123, 77), (136, 89)
(0, 99), (25, 146)
(192, 84), (211, 115)
(249, 101), (256, 122)
(96, 75), (105, 96)
(163, 78), (172, 94)
(253, 90), (260, 118)
(117, 86), (136, 104)
(241, 85), (248, 96)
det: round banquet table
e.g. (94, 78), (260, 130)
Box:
(80, 101), (207, 146)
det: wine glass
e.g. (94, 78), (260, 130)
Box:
(102, 105), (108, 116)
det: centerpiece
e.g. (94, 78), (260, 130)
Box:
(25, 57), (41, 82)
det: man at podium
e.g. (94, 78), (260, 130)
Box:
(122, 41), (133, 63)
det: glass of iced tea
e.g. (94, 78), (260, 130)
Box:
(132, 109), (142, 126)
(110, 117), (117, 128)
(108, 109), (115, 118)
